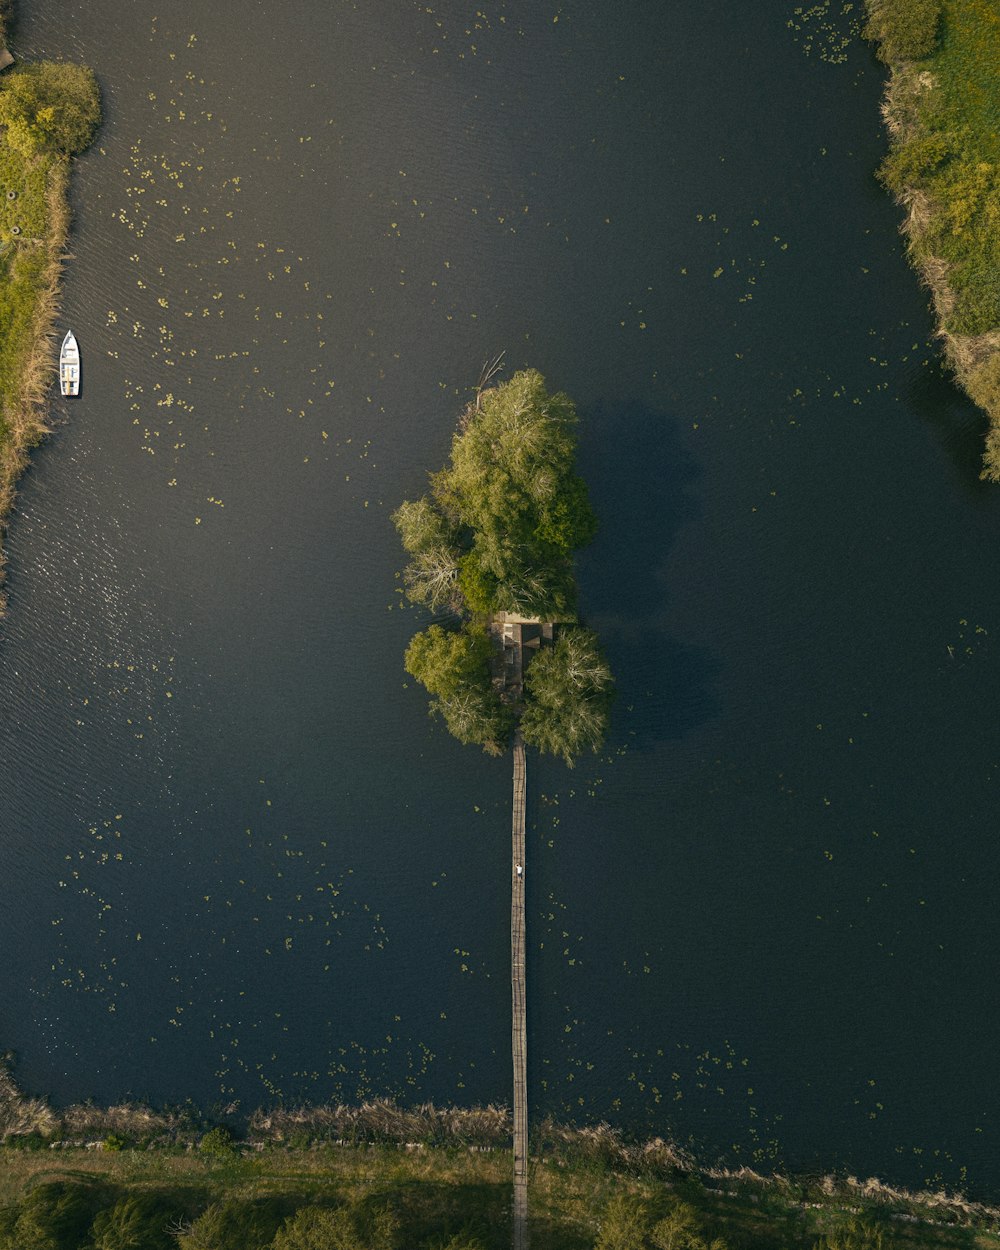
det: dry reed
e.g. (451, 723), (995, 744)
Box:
(0, 157), (70, 614)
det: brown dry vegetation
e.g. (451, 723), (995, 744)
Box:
(0, 158), (68, 612)
(2, 1057), (1000, 1248)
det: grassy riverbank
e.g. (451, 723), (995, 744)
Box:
(1, 1134), (999, 1249)
(1, 1067), (998, 1249)
(0, 41), (100, 610)
(865, 0), (1000, 477)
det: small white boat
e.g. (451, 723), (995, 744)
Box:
(60, 330), (80, 397)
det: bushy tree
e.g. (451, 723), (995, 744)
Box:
(813, 1217), (899, 1250)
(198, 1125), (236, 1158)
(396, 370), (609, 760)
(404, 624), (513, 754)
(595, 1195), (652, 1250)
(650, 1201), (729, 1250)
(404, 624), (493, 699)
(397, 370), (595, 621)
(430, 369), (593, 618)
(392, 498), (462, 612)
(393, 496), (455, 556)
(90, 1194), (178, 1250)
(176, 1199), (285, 1250)
(272, 1204), (397, 1250)
(863, 0), (942, 62)
(402, 545), (462, 613)
(434, 684), (513, 755)
(0, 63), (100, 157)
(0, 1181), (98, 1250)
(521, 628), (613, 765)
(877, 132), (952, 194)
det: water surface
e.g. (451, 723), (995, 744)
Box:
(1, 0), (997, 1195)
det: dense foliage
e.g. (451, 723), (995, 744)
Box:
(0, 63), (100, 157)
(395, 370), (596, 621)
(0, 1167), (923, 1250)
(520, 628), (614, 766)
(863, 0), (942, 62)
(404, 623), (514, 754)
(394, 370), (611, 764)
(866, 0), (1000, 477)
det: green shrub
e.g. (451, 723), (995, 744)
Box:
(0, 1181), (100, 1250)
(0, 62), (100, 157)
(878, 132), (953, 193)
(457, 552), (496, 613)
(405, 623), (513, 755)
(864, 0), (943, 62)
(813, 1215), (900, 1249)
(177, 1199), (285, 1250)
(101, 1133), (126, 1152)
(198, 1125), (237, 1158)
(521, 628), (614, 767)
(273, 1207), (354, 1250)
(90, 1194), (178, 1250)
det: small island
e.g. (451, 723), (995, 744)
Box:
(393, 368), (613, 767)
(0, 0), (100, 609)
(865, 0), (1000, 478)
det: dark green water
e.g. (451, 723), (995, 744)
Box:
(1, 0), (997, 1194)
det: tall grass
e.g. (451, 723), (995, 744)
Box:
(0, 155), (69, 611)
(867, 0), (1000, 478)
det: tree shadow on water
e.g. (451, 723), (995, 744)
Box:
(575, 399), (720, 751)
(908, 359), (994, 494)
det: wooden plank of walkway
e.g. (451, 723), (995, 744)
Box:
(511, 728), (528, 1250)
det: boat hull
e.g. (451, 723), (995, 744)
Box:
(60, 330), (79, 397)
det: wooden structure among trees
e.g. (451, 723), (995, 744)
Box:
(490, 612), (555, 698)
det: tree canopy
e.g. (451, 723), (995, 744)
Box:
(394, 369), (596, 622)
(0, 63), (101, 157)
(393, 369), (610, 764)
(594, 1195), (732, 1250)
(520, 628), (613, 767)
(89, 1195), (179, 1250)
(271, 1204), (397, 1250)
(404, 624), (513, 755)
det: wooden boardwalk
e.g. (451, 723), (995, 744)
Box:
(511, 729), (528, 1250)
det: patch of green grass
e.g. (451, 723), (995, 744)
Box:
(875, 1), (1000, 336)
(868, 0), (1000, 475)
(0, 241), (47, 414)
(865, 0), (944, 62)
(0, 1146), (998, 1250)
(911, 1), (1000, 335)
(0, 146), (51, 243)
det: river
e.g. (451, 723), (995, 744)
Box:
(1, 0), (997, 1195)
